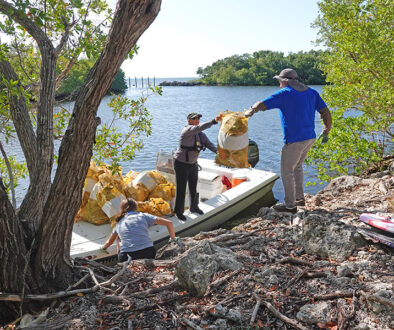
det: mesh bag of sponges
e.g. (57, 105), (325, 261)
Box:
(215, 110), (250, 168)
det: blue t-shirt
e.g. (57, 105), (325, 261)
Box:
(113, 211), (157, 253)
(263, 87), (327, 143)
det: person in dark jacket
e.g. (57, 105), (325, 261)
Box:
(245, 68), (332, 214)
(173, 112), (221, 220)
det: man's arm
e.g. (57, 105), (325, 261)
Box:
(318, 107), (332, 135)
(245, 100), (267, 117)
(184, 119), (219, 135)
(201, 133), (217, 153)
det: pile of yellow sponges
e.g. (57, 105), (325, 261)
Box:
(75, 162), (176, 227)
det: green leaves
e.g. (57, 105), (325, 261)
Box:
(305, 0), (393, 183)
(92, 88), (161, 173)
(0, 155), (28, 195)
(197, 50), (327, 86)
(306, 109), (387, 183)
(0, 0), (147, 198)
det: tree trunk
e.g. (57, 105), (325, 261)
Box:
(0, 180), (37, 318)
(0, 0), (162, 322)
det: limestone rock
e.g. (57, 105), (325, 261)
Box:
(175, 241), (242, 297)
(301, 214), (366, 259)
(296, 301), (332, 324)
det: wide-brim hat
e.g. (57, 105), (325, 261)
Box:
(273, 68), (308, 91)
(187, 112), (202, 120)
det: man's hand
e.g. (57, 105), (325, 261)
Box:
(317, 133), (329, 144)
(245, 100), (266, 117)
(244, 108), (254, 117)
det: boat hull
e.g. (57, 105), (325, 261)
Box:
(71, 158), (279, 261)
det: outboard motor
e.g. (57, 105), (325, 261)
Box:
(247, 139), (259, 168)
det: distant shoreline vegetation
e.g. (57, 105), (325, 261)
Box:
(160, 50), (328, 86)
(55, 59), (128, 101)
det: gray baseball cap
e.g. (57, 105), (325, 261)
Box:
(187, 112), (202, 120)
(273, 68), (308, 91)
(273, 68), (298, 81)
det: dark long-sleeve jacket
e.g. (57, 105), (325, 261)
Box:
(173, 119), (218, 164)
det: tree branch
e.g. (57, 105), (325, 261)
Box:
(0, 60), (37, 173)
(0, 1), (57, 227)
(0, 139), (16, 208)
(0, 0), (53, 55)
(54, 17), (73, 57)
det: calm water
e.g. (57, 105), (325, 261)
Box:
(11, 78), (327, 209)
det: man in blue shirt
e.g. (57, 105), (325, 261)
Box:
(246, 68), (332, 213)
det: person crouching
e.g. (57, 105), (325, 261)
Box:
(102, 198), (176, 262)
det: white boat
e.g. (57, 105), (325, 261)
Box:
(70, 158), (279, 261)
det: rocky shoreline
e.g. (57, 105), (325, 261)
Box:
(3, 163), (393, 329)
(159, 80), (203, 86)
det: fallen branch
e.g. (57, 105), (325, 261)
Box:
(129, 280), (179, 298)
(314, 291), (354, 301)
(18, 315), (74, 329)
(120, 283), (129, 296)
(360, 291), (394, 309)
(337, 295), (356, 330)
(66, 273), (90, 291)
(220, 237), (252, 248)
(303, 271), (328, 279)
(287, 269), (308, 287)
(239, 237), (263, 250)
(278, 257), (313, 267)
(0, 287), (98, 302)
(102, 295), (129, 305)
(288, 270), (327, 287)
(193, 228), (229, 240)
(250, 292), (261, 325)
(100, 259), (130, 287)
(0, 260), (130, 302)
(216, 293), (247, 307)
(181, 318), (204, 330)
(208, 311), (241, 323)
(130, 258), (179, 268)
(132, 294), (185, 312)
(204, 270), (239, 296)
(85, 267), (114, 293)
(260, 299), (309, 330)
(73, 257), (116, 273)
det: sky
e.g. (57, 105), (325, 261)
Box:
(119, 0), (323, 78)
